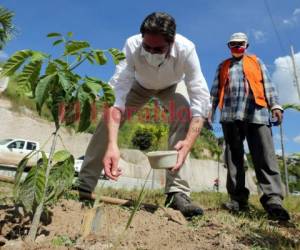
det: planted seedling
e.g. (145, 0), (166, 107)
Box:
(0, 31), (125, 241)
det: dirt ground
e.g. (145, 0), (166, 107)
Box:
(0, 181), (299, 250)
(0, 199), (254, 250)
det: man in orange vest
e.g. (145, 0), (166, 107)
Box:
(210, 32), (290, 221)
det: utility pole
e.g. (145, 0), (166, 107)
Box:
(280, 123), (289, 196)
(282, 45), (300, 196)
(216, 154), (220, 192)
(290, 45), (300, 100)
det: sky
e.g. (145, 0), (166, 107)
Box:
(0, 0), (299, 154)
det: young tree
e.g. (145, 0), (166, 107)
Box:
(0, 32), (124, 241)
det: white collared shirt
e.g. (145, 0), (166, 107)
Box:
(108, 34), (211, 117)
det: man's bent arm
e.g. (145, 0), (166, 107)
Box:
(172, 116), (204, 171)
(102, 106), (122, 180)
(106, 106), (122, 145)
(185, 116), (204, 146)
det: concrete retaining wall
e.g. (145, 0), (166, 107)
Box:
(0, 99), (258, 193)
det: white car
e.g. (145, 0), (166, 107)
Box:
(74, 155), (107, 179)
(74, 156), (84, 174)
(291, 191), (300, 196)
(0, 138), (41, 167)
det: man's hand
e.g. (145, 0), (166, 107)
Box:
(272, 109), (283, 125)
(171, 140), (191, 172)
(103, 144), (122, 181)
(170, 116), (204, 172)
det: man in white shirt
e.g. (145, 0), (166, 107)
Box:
(78, 12), (211, 217)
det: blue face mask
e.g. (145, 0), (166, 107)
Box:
(141, 47), (166, 67)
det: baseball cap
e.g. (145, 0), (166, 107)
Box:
(228, 32), (248, 43)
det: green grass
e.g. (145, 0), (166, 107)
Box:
(90, 187), (300, 213)
(91, 187), (300, 249)
(51, 235), (75, 247)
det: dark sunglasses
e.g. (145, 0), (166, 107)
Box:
(142, 42), (169, 54)
(228, 41), (247, 47)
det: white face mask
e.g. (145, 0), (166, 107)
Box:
(141, 47), (166, 67)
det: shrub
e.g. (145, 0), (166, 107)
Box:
(131, 127), (154, 151)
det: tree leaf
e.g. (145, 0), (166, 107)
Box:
(108, 48), (126, 65)
(76, 54), (82, 62)
(76, 89), (91, 132)
(58, 72), (72, 93)
(18, 163), (46, 212)
(64, 40), (90, 55)
(50, 93), (65, 129)
(45, 155), (74, 204)
(40, 151), (48, 165)
(283, 103), (300, 112)
(0, 6), (15, 49)
(35, 73), (57, 113)
(18, 60), (42, 96)
(53, 39), (63, 46)
(54, 59), (68, 69)
(45, 62), (57, 75)
(31, 51), (48, 61)
(86, 54), (94, 64)
(84, 77), (115, 106)
(0, 50), (33, 76)
(53, 150), (71, 162)
(82, 78), (102, 98)
(78, 98), (91, 132)
(14, 157), (29, 187)
(47, 32), (62, 38)
(13, 151), (38, 199)
(67, 32), (73, 37)
(99, 81), (115, 106)
(63, 99), (79, 126)
(93, 50), (107, 65)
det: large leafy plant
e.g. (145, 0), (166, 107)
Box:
(0, 32), (125, 241)
(0, 5), (15, 50)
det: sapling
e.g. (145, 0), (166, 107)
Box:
(0, 32), (124, 241)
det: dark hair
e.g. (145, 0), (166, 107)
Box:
(140, 12), (176, 43)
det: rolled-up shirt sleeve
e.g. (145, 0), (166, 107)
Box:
(183, 47), (211, 118)
(108, 39), (135, 112)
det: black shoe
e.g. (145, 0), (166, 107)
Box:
(264, 204), (290, 221)
(75, 187), (95, 201)
(222, 200), (249, 213)
(165, 192), (203, 218)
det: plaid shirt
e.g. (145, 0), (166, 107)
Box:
(210, 56), (280, 125)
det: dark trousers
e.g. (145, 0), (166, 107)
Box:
(222, 121), (283, 207)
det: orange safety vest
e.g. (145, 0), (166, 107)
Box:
(218, 54), (268, 110)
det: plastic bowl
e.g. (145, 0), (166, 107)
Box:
(146, 150), (178, 169)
